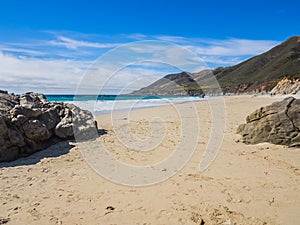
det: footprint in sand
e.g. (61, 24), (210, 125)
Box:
(0, 217), (10, 224)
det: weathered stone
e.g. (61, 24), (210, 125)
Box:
(0, 91), (98, 162)
(0, 93), (19, 116)
(237, 97), (300, 147)
(287, 99), (300, 129)
(8, 129), (25, 147)
(39, 108), (60, 130)
(0, 116), (8, 135)
(11, 105), (42, 118)
(55, 116), (74, 139)
(22, 120), (52, 141)
(11, 114), (28, 127)
(270, 77), (300, 95)
(19, 92), (48, 108)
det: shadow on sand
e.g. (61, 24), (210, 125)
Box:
(0, 141), (75, 168)
(0, 129), (107, 168)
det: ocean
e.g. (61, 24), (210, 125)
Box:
(45, 95), (205, 115)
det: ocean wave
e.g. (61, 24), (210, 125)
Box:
(68, 96), (206, 115)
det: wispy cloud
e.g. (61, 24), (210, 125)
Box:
(0, 45), (44, 56)
(154, 35), (190, 43)
(126, 34), (279, 65)
(186, 38), (280, 56)
(123, 33), (148, 41)
(49, 36), (121, 49)
(133, 35), (279, 56)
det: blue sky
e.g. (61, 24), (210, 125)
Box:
(0, 0), (299, 94)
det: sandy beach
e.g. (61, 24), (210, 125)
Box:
(0, 95), (299, 225)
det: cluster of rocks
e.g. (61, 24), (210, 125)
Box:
(270, 77), (300, 95)
(271, 78), (300, 95)
(237, 97), (300, 147)
(0, 91), (98, 162)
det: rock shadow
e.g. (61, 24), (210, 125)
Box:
(0, 128), (107, 168)
(0, 141), (74, 168)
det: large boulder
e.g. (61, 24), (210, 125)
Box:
(237, 97), (300, 147)
(0, 91), (98, 162)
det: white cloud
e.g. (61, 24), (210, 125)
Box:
(187, 38), (280, 56)
(49, 36), (121, 49)
(0, 45), (44, 56)
(0, 51), (88, 94)
(153, 36), (279, 57)
(101, 66), (168, 94)
(154, 35), (189, 43)
(126, 36), (279, 67)
(0, 51), (176, 95)
(125, 41), (207, 72)
(198, 55), (246, 66)
(74, 59), (183, 95)
(124, 33), (148, 40)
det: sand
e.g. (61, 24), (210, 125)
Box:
(0, 95), (299, 225)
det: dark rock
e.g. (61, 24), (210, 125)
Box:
(0, 93), (19, 116)
(22, 119), (52, 141)
(237, 97), (300, 147)
(39, 108), (60, 130)
(0, 90), (8, 94)
(0, 116), (8, 135)
(11, 105), (42, 118)
(8, 129), (25, 147)
(0, 91), (98, 162)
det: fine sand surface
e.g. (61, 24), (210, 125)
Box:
(0, 95), (299, 225)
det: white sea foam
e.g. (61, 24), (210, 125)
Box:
(68, 96), (206, 115)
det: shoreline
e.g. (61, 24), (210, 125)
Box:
(45, 92), (299, 116)
(93, 93), (299, 116)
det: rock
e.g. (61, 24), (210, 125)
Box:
(11, 105), (42, 118)
(8, 129), (25, 147)
(0, 91), (98, 162)
(237, 97), (300, 147)
(0, 116), (8, 135)
(270, 77), (300, 95)
(22, 119), (52, 141)
(0, 92), (19, 116)
(19, 92), (48, 108)
(55, 116), (74, 139)
(39, 108), (60, 130)
(0, 90), (8, 94)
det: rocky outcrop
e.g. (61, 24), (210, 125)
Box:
(237, 97), (300, 147)
(0, 91), (98, 162)
(221, 82), (275, 95)
(270, 77), (300, 95)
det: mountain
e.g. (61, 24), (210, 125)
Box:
(130, 36), (300, 95)
(130, 72), (204, 96)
